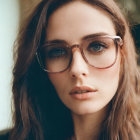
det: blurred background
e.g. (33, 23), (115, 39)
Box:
(117, 0), (140, 24)
(0, 0), (140, 133)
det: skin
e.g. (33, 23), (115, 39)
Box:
(46, 1), (121, 140)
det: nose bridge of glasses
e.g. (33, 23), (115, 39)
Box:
(70, 43), (88, 63)
(71, 44), (81, 50)
(70, 46), (89, 75)
(71, 44), (84, 60)
(70, 43), (88, 68)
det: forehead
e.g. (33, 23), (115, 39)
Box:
(46, 1), (116, 43)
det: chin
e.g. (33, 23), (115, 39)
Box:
(71, 104), (105, 116)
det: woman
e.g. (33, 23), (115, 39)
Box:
(5, 0), (140, 140)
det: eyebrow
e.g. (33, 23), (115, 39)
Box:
(44, 32), (110, 45)
(82, 32), (109, 40)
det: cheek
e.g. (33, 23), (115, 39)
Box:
(92, 55), (121, 95)
(102, 64), (120, 91)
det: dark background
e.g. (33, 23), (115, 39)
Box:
(117, 0), (140, 25)
(116, 0), (140, 64)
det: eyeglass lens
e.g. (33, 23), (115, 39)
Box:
(38, 36), (118, 73)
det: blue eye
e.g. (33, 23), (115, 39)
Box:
(48, 47), (67, 58)
(87, 42), (107, 53)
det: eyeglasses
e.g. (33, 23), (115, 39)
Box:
(36, 35), (123, 73)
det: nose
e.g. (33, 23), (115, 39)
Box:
(69, 48), (89, 78)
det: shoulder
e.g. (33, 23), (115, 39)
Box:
(0, 130), (10, 140)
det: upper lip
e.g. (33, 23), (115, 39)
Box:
(70, 86), (97, 94)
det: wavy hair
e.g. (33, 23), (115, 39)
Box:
(9, 0), (140, 140)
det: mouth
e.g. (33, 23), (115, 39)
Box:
(70, 86), (97, 100)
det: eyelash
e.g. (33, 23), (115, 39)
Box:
(48, 48), (67, 58)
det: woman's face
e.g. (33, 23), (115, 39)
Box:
(46, 1), (121, 115)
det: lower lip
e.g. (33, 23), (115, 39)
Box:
(70, 91), (97, 100)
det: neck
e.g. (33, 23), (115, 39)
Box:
(71, 107), (108, 140)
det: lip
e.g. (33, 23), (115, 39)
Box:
(70, 86), (98, 100)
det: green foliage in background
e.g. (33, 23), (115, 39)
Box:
(117, 0), (140, 25)
(116, 0), (140, 63)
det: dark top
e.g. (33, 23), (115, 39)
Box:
(0, 132), (9, 140)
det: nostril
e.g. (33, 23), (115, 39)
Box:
(83, 73), (86, 76)
(72, 74), (76, 78)
(71, 72), (87, 79)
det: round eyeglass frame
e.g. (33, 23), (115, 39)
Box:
(36, 35), (123, 74)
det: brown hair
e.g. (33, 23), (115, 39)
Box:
(10, 0), (140, 140)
